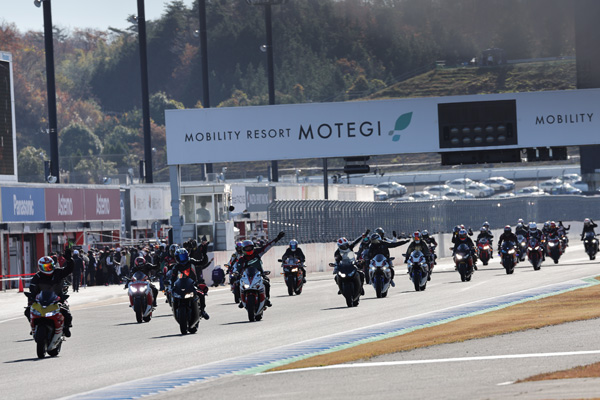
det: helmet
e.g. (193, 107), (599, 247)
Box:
(422, 230), (429, 238)
(544, 221), (550, 228)
(483, 221), (490, 229)
(174, 248), (189, 263)
(337, 237), (350, 251)
(370, 233), (381, 244)
(517, 218), (524, 225)
(169, 244), (179, 256)
(375, 227), (385, 238)
(289, 239), (298, 251)
(529, 222), (537, 231)
(242, 239), (255, 255)
(480, 227), (486, 232)
(73, 250), (79, 256)
(584, 218), (591, 226)
(235, 241), (243, 254)
(550, 221), (556, 229)
(458, 229), (468, 240)
(134, 256), (146, 268)
(190, 239), (198, 249)
(504, 225), (511, 234)
(38, 256), (55, 275)
(362, 235), (371, 244)
(453, 226), (461, 234)
(412, 231), (421, 243)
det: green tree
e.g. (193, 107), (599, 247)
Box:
(149, 91), (184, 125)
(73, 157), (118, 184)
(17, 146), (46, 183)
(59, 123), (103, 171)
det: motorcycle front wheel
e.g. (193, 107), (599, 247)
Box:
(35, 324), (48, 359)
(342, 283), (354, 307)
(176, 305), (188, 335)
(134, 297), (143, 323)
(246, 296), (256, 322)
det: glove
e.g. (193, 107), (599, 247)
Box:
(64, 248), (72, 261)
(393, 231), (397, 238)
(365, 229), (370, 236)
(276, 231), (285, 241)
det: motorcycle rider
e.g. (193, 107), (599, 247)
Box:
(527, 222), (546, 260)
(334, 235), (366, 295)
(169, 248), (210, 320)
(421, 230), (438, 265)
(515, 220), (528, 237)
(557, 221), (570, 247)
(368, 232), (410, 287)
(497, 225), (518, 254)
(25, 249), (74, 337)
(452, 229), (478, 270)
(581, 218), (598, 240)
(404, 231), (432, 280)
(375, 227), (399, 243)
(476, 226), (495, 258)
(235, 232), (286, 308)
(281, 239), (307, 283)
(226, 242), (244, 275)
(124, 256), (160, 307)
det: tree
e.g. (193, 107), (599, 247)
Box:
(72, 157), (118, 184)
(59, 123), (103, 171)
(17, 146), (46, 183)
(149, 91), (184, 125)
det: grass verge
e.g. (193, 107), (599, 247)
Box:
(269, 277), (600, 372)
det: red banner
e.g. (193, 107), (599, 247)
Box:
(84, 188), (121, 220)
(45, 188), (85, 221)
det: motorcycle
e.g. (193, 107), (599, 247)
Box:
(477, 238), (492, 266)
(453, 244), (474, 282)
(25, 290), (67, 359)
(516, 234), (527, 262)
(125, 271), (155, 323)
(407, 251), (428, 292)
(546, 233), (562, 264)
(369, 254), (392, 297)
(279, 257), (304, 296)
(239, 259), (270, 322)
(499, 241), (517, 275)
(330, 257), (363, 308)
(583, 231), (599, 260)
(172, 270), (202, 334)
(527, 237), (544, 270)
(163, 268), (174, 309)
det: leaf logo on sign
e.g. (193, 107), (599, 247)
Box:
(389, 112), (413, 142)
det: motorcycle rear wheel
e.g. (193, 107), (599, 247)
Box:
(48, 341), (61, 357)
(35, 325), (48, 359)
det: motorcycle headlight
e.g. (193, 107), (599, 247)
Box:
(456, 254), (463, 260)
(338, 272), (346, 278)
(585, 240), (590, 243)
(521, 242), (526, 246)
(243, 284), (250, 289)
(549, 242), (556, 247)
(291, 268), (298, 272)
(508, 249), (515, 254)
(129, 286), (137, 292)
(184, 292), (194, 299)
(483, 245), (489, 250)
(44, 310), (60, 317)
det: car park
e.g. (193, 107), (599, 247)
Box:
(423, 184), (454, 197)
(446, 178), (476, 191)
(375, 182), (407, 196)
(373, 188), (388, 201)
(481, 177), (515, 191)
(549, 183), (582, 195)
(463, 182), (495, 197)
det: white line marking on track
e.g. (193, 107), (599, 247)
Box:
(260, 350), (600, 375)
(0, 316), (22, 324)
(458, 280), (488, 292)
(497, 381), (514, 386)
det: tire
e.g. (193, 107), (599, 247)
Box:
(255, 314), (263, 321)
(246, 296), (256, 322)
(413, 271), (421, 292)
(342, 283), (354, 307)
(143, 315), (151, 323)
(294, 285), (303, 295)
(375, 277), (383, 298)
(420, 283), (427, 291)
(381, 290), (388, 298)
(233, 286), (240, 304)
(188, 325), (198, 334)
(460, 273), (466, 282)
(35, 324), (48, 359)
(287, 277), (294, 296)
(466, 274), (472, 282)
(134, 298), (143, 324)
(177, 306), (188, 335)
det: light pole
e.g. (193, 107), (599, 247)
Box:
(246, 0), (286, 182)
(135, 0), (153, 183)
(197, 0), (213, 177)
(34, 0), (59, 183)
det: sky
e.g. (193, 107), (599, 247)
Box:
(0, 0), (196, 33)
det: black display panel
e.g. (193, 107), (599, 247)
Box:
(438, 99), (518, 149)
(0, 60), (15, 176)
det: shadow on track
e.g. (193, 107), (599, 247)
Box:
(220, 320), (261, 326)
(151, 333), (192, 339)
(5, 357), (42, 363)
(14, 338), (33, 343)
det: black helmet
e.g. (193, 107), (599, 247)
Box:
(375, 227), (385, 238)
(370, 233), (381, 244)
(134, 256), (146, 268)
(504, 225), (511, 234)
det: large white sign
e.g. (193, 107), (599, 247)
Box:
(165, 88), (600, 165)
(130, 187), (170, 220)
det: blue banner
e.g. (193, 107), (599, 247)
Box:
(1, 187), (46, 222)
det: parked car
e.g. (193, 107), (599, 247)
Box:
(446, 178), (476, 191)
(560, 174), (581, 185)
(443, 189), (476, 200)
(375, 182), (407, 196)
(463, 182), (495, 197)
(571, 180), (589, 192)
(391, 195), (415, 202)
(549, 183), (582, 195)
(423, 184), (454, 197)
(373, 188), (388, 201)
(496, 192), (516, 198)
(515, 186), (549, 196)
(539, 178), (563, 192)
(481, 177), (515, 191)
(411, 191), (439, 201)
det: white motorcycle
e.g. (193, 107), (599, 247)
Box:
(369, 254), (393, 298)
(239, 259), (269, 322)
(407, 250), (429, 291)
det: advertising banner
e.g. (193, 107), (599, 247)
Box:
(245, 186), (272, 212)
(166, 88), (600, 165)
(130, 187), (166, 220)
(1, 187), (45, 222)
(84, 188), (121, 220)
(45, 187), (85, 221)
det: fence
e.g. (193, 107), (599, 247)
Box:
(267, 196), (600, 243)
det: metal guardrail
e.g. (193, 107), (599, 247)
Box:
(268, 196), (600, 243)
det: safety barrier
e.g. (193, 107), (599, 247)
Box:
(0, 273), (35, 292)
(268, 195), (600, 244)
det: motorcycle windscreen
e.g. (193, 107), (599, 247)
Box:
(132, 271), (147, 281)
(337, 261), (357, 275)
(38, 290), (59, 307)
(173, 276), (195, 295)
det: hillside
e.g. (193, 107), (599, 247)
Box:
(210, 60), (578, 181)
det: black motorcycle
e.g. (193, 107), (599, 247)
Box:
(583, 232), (598, 260)
(331, 259), (363, 307)
(172, 272), (201, 335)
(500, 241), (518, 275)
(453, 243), (474, 282)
